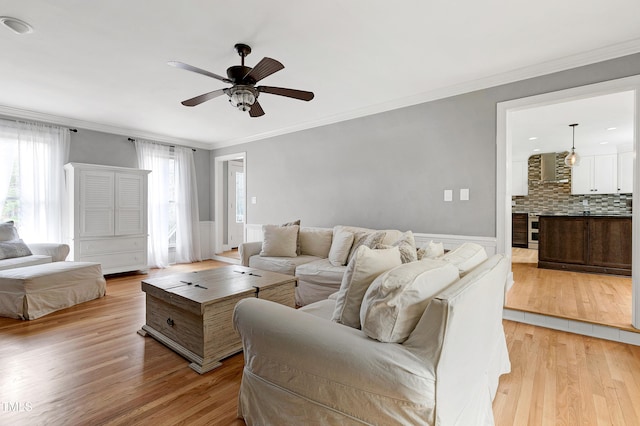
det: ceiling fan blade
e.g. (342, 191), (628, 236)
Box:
(168, 61), (231, 83)
(249, 100), (265, 117)
(181, 88), (227, 107)
(244, 57), (284, 83)
(258, 86), (314, 101)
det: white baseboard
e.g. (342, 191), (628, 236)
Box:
(503, 308), (640, 346)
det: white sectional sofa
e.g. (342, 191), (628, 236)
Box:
(234, 249), (511, 425)
(240, 225), (409, 306)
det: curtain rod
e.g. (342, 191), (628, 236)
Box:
(69, 128), (77, 132)
(127, 137), (196, 152)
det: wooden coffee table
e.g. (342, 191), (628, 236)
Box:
(138, 265), (297, 373)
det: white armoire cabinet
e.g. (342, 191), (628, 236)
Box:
(64, 163), (150, 274)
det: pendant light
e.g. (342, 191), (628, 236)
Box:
(564, 123), (580, 167)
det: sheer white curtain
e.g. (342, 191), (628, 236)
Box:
(174, 146), (201, 263)
(135, 140), (171, 268)
(0, 119), (69, 243)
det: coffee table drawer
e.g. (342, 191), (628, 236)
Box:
(146, 295), (204, 357)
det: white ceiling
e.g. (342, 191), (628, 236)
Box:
(511, 90), (635, 161)
(1, 1), (640, 149)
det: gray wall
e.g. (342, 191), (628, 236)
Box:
(69, 128), (211, 221)
(213, 53), (640, 237)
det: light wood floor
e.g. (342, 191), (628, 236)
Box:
(1, 260), (640, 425)
(508, 248), (635, 332)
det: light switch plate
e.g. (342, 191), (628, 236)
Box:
(444, 189), (453, 202)
(251, 196), (257, 204)
(460, 188), (469, 201)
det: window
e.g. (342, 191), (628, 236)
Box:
(0, 120), (69, 243)
(168, 156), (177, 247)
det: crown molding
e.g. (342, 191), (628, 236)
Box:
(0, 105), (212, 150)
(211, 37), (640, 149)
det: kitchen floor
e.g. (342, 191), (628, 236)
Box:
(507, 248), (636, 332)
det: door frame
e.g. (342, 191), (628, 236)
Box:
(227, 159), (245, 249)
(214, 152), (246, 255)
(496, 75), (640, 329)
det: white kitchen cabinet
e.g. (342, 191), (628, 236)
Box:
(64, 163), (150, 274)
(511, 160), (528, 196)
(571, 154), (617, 195)
(617, 151), (634, 193)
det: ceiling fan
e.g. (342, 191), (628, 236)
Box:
(168, 43), (314, 117)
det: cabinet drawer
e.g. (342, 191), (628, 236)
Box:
(79, 237), (146, 255)
(79, 251), (146, 270)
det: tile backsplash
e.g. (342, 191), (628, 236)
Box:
(512, 152), (632, 215)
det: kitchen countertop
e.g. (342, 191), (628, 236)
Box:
(536, 213), (632, 218)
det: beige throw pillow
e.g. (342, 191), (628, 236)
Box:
(260, 224), (299, 257)
(332, 245), (402, 329)
(328, 229), (354, 266)
(282, 220), (302, 255)
(392, 231), (417, 263)
(440, 242), (487, 276)
(0, 239), (32, 260)
(0, 221), (19, 242)
(347, 231), (386, 264)
(360, 259), (459, 343)
(300, 228), (333, 258)
(417, 240), (445, 260)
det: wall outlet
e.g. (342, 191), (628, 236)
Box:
(582, 199), (589, 206)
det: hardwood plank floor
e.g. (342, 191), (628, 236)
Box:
(508, 248), (635, 332)
(1, 260), (640, 425)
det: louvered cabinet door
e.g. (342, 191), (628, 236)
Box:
(79, 170), (115, 237)
(115, 172), (144, 235)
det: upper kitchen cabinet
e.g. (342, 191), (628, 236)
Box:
(617, 151), (634, 193)
(512, 160), (528, 196)
(571, 154), (617, 195)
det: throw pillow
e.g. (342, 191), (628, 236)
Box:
(392, 231), (417, 264)
(360, 259), (459, 343)
(260, 224), (299, 257)
(347, 231), (386, 264)
(0, 239), (33, 260)
(299, 228), (333, 258)
(332, 245), (402, 329)
(282, 220), (302, 255)
(0, 221), (19, 242)
(417, 240), (445, 260)
(440, 242), (487, 276)
(328, 228), (354, 266)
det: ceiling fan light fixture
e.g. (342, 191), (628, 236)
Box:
(229, 87), (256, 112)
(564, 123), (581, 167)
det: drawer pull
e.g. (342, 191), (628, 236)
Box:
(166, 318), (174, 327)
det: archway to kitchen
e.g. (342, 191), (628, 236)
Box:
(496, 75), (640, 333)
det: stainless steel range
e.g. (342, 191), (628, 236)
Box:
(528, 213), (539, 250)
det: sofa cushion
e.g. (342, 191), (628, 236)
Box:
(360, 259), (459, 343)
(328, 228), (354, 266)
(0, 221), (19, 242)
(440, 242), (487, 276)
(260, 224), (299, 257)
(249, 254), (321, 276)
(332, 246), (402, 329)
(347, 231), (385, 264)
(0, 255), (52, 271)
(295, 258), (346, 287)
(0, 239), (32, 260)
(417, 240), (445, 260)
(299, 228), (333, 258)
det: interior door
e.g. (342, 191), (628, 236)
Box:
(227, 160), (245, 249)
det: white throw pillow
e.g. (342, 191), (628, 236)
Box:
(260, 224), (299, 257)
(328, 228), (355, 266)
(417, 240), (445, 260)
(300, 228), (333, 258)
(332, 245), (402, 329)
(360, 259), (460, 343)
(440, 242), (487, 276)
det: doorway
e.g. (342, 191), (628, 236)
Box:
(214, 152), (246, 262)
(497, 75), (640, 331)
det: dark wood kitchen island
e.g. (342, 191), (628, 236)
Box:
(538, 215), (632, 276)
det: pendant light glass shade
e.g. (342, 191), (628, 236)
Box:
(564, 123), (580, 167)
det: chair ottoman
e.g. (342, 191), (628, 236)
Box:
(0, 261), (106, 320)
